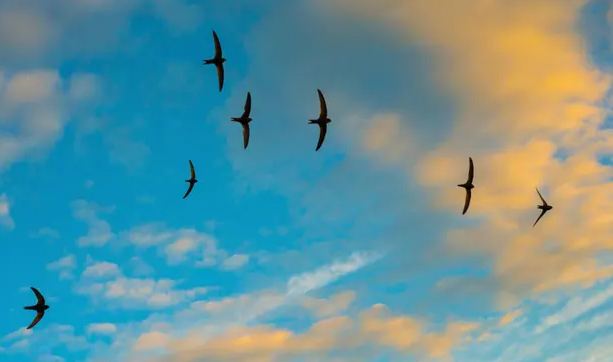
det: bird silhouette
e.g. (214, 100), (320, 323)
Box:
(533, 187), (553, 227)
(231, 92), (253, 149)
(202, 30), (226, 92)
(183, 160), (198, 199)
(457, 157), (475, 215)
(308, 89), (332, 151)
(24, 287), (49, 330)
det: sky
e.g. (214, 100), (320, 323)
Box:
(2, 0), (613, 361)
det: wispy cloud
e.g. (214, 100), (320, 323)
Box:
(0, 193), (15, 230)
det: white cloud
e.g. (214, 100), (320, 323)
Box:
(537, 282), (613, 333)
(286, 251), (383, 296)
(72, 199), (115, 247)
(87, 323), (117, 336)
(4, 70), (60, 104)
(46, 254), (76, 280)
(220, 254), (249, 270)
(0, 193), (15, 230)
(29, 227), (60, 239)
(0, 69), (101, 173)
(82, 261), (121, 279)
(76, 275), (209, 310)
(122, 223), (228, 267)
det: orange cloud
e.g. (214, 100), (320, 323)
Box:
(322, 0), (613, 305)
(133, 303), (478, 362)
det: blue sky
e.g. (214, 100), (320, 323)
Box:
(1, 0), (613, 361)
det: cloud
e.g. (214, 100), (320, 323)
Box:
(75, 267), (209, 310)
(220, 254), (250, 271)
(82, 261), (122, 279)
(120, 222), (242, 268)
(302, 290), (356, 318)
(319, 0), (613, 306)
(0, 69), (101, 173)
(130, 303), (479, 362)
(46, 254), (77, 280)
(29, 227), (60, 239)
(0, 193), (15, 230)
(72, 199), (115, 247)
(1, 324), (88, 358)
(87, 323), (118, 336)
(286, 251), (383, 296)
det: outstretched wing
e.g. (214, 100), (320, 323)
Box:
(212, 30), (222, 58)
(31, 287), (45, 305)
(242, 123), (250, 149)
(215, 63), (225, 92)
(26, 311), (44, 330)
(183, 183), (195, 199)
(317, 89), (327, 119)
(536, 188), (548, 206)
(533, 209), (547, 227)
(189, 160), (196, 180)
(467, 157), (474, 183)
(462, 189), (472, 215)
(242, 92), (252, 118)
(316, 123), (327, 151)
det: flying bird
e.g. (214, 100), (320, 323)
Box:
(183, 160), (198, 199)
(308, 89), (332, 151)
(457, 157), (475, 215)
(533, 187), (553, 227)
(202, 30), (226, 92)
(231, 92), (253, 149)
(24, 287), (49, 330)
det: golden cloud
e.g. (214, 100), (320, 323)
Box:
(134, 303), (478, 362)
(322, 0), (613, 305)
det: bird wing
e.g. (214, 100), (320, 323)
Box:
(189, 160), (196, 180)
(215, 63), (225, 92)
(533, 209), (548, 227)
(467, 157), (474, 183)
(183, 183), (195, 199)
(31, 287), (45, 305)
(462, 189), (472, 215)
(536, 188), (548, 206)
(316, 123), (327, 151)
(241, 92), (251, 118)
(212, 30), (222, 58)
(317, 89), (328, 119)
(242, 123), (250, 150)
(27, 311), (44, 330)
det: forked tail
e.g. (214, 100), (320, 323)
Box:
(24, 306), (36, 311)
(203, 59), (214, 64)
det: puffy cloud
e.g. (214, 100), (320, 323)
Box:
(302, 290), (356, 318)
(0, 69), (101, 173)
(72, 199), (115, 247)
(127, 304), (478, 362)
(87, 323), (118, 336)
(46, 254), (77, 280)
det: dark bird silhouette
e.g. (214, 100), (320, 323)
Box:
(202, 30), (226, 92)
(533, 187), (553, 227)
(457, 157), (475, 215)
(231, 92), (253, 149)
(23, 287), (49, 330)
(308, 89), (332, 151)
(183, 160), (198, 199)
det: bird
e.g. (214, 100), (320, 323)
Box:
(231, 92), (253, 149)
(183, 160), (198, 199)
(457, 157), (475, 215)
(202, 30), (226, 92)
(533, 187), (553, 227)
(24, 287), (49, 330)
(308, 89), (332, 151)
